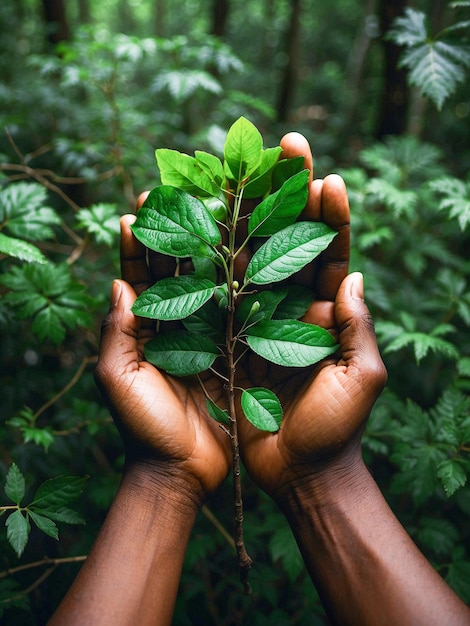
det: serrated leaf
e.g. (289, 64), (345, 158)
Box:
(248, 170), (309, 236)
(132, 276), (216, 320)
(246, 319), (337, 367)
(33, 505), (84, 525)
(437, 459), (467, 497)
(245, 222), (337, 285)
(6, 510), (30, 557)
(76, 203), (120, 246)
(30, 476), (87, 509)
(28, 510), (58, 540)
(156, 149), (221, 197)
(0, 182), (61, 241)
(224, 116), (263, 183)
(5, 463), (25, 504)
(241, 388), (283, 432)
(131, 186), (221, 258)
(206, 399), (230, 426)
(144, 330), (219, 376)
(0, 232), (47, 263)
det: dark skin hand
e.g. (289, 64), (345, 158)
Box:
(49, 132), (470, 625)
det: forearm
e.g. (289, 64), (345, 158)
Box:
(279, 458), (470, 626)
(49, 462), (199, 626)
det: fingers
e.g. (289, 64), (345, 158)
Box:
(335, 273), (387, 395)
(280, 132), (314, 184)
(313, 174), (350, 301)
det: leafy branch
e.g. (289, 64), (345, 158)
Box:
(130, 117), (338, 590)
(387, 6), (470, 109)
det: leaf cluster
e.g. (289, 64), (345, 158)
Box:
(1, 464), (87, 558)
(131, 117), (337, 432)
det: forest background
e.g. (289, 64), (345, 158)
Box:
(0, 0), (469, 624)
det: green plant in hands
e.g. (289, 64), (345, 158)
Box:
(130, 117), (338, 588)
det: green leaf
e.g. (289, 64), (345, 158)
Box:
(194, 150), (225, 191)
(132, 276), (216, 321)
(5, 510), (30, 557)
(248, 170), (309, 236)
(223, 116), (263, 184)
(273, 285), (313, 320)
(5, 464), (25, 504)
(0, 232), (47, 263)
(76, 203), (120, 246)
(144, 330), (219, 376)
(28, 510), (58, 540)
(245, 222), (337, 285)
(30, 476), (87, 510)
(206, 399), (230, 426)
(33, 505), (84, 525)
(272, 156), (306, 192)
(131, 186), (221, 258)
(243, 146), (283, 199)
(156, 149), (221, 197)
(246, 319), (337, 367)
(236, 288), (288, 326)
(430, 176), (470, 231)
(437, 459), (467, 497)
(241, 388), (283, 432)
(182, 298), (225, 344)
(0, 182), (61, 241)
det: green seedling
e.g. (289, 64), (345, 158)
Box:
(131, 117), (338, 591)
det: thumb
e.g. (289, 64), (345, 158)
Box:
(95, 279), (141, 391)
(335, 272), (387, 390)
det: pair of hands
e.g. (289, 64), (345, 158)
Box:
(94, 132), (387, 508)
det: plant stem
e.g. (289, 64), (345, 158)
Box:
(224, 188), (252, 592)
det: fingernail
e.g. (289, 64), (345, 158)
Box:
(111, 280), (122, 307)
(351, 272), (364, 300)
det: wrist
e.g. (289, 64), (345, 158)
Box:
(273, 450), (371, 520)
(122, 458), (205, 517)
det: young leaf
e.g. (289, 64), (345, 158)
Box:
(206, 399), (230, 426)
(236, 288), (288, 326)
(0, 232), (47, 264)
(245, 222), (337, 285)
(131, 186), (221, 258)
(6, 510), (30, 558)
(156, 149), (221, 197)
(5, 464), (25, 504)
(194, 150), (225, 191)
(241, 388), (283, 432)
(272, 156), (306, 192)
(243, 146), (283, 199)
(28, 510), (59, 540)
(224, 117), (263, 183)
(144, 330), (219, 376)
(246, 319), (337, 367)
(248, 170), (309, 236)
(132, 276), (216, 320)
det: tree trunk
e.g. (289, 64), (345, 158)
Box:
(155, 0), (166, 37)
(210, 0), (230, 38)
(276, 0), (302, 123)
(375, 0), (410, 138)
(41, 0), (69, 47)
(77, 0), (91, 24)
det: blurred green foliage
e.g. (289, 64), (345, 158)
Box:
(0, 0), (469, 623)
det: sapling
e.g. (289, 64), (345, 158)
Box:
(130, 117), (338, 591)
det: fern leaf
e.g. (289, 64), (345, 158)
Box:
(429, 176), (470, 231)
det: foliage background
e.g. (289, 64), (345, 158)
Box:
(0, 0), (469, 623)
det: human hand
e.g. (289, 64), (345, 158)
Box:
(94, 215), (231, 502)
(236, 133), (387, 502)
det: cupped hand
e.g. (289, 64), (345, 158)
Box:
(236, 133), (387, 501)
(94, 215), (231, 500)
